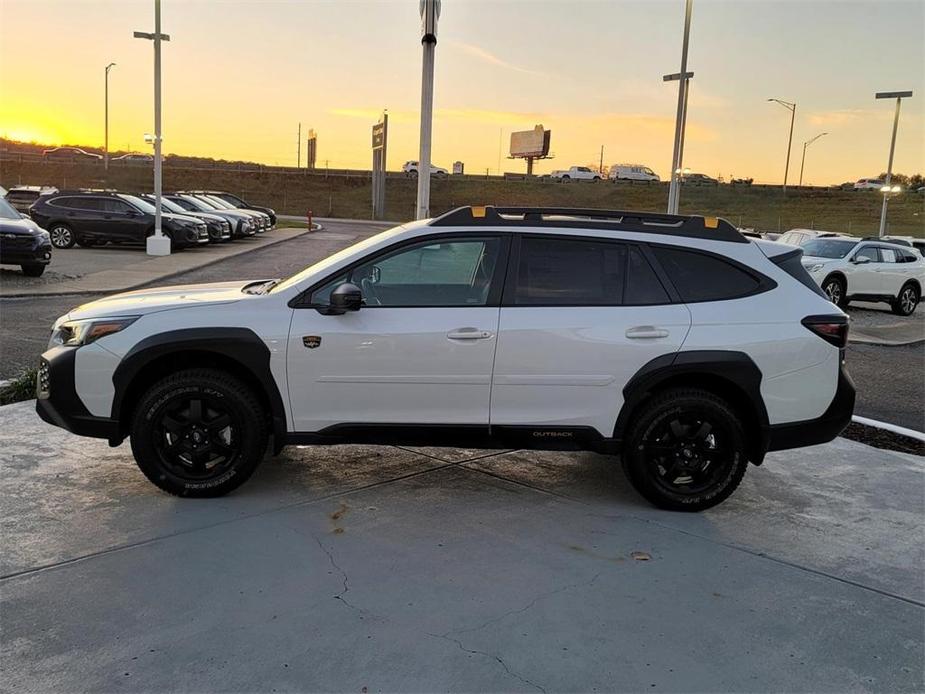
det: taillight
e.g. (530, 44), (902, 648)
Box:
(802, 315), (849, 348)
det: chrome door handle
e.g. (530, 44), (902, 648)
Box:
(626, 326), (670, 339)
(447, 327), (493, 340)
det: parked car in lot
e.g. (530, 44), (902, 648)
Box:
(36, 205), (854, 512)
(853, 178), (885, 191)
(776, 228), (846, 247)
(5, 185), (58, 214)
(0, 195), (52, 276)
(29, 191), (209, 250)
(609, 164), (660, 182)
(550, 166), (602, 181)
(188, 191), (277, 226)
(682, 173), (719, 185)
(42, 147), (103, 162)
(188, 193), (272, 232)
(166, 194), (257, 238)
(137, 193), (231, 243)
(402, 161), (449, 178)
(801, 237), (923, 315)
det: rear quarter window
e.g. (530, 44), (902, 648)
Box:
(652, 246), (765, 302)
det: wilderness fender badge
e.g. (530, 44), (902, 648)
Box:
(303, 335), (322, 349)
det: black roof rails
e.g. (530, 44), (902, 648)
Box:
(430, 206), (747, 243)
(861, 235), (912, 247)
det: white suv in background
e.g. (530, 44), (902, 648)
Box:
(777, 229), (846, 247)
(402, 161), (448, 178)
(37, 206), (855, 511)
(801, 237), (923, 315)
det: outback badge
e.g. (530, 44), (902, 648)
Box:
(302, 335), (322, 349)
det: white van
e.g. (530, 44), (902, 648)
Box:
(609, 164), (660, 182)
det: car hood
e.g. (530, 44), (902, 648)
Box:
(0, 216), (44, 235)
(62, 280), (265, 321)
(801, 255), (835, 265)
(161, 212), (204, 225)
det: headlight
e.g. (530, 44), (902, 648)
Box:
(808, 263), (825, 273)
(49, 316), (139, 348)
(37, 229), (50, 242)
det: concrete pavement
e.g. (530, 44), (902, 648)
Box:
(2, 400), (922, 692)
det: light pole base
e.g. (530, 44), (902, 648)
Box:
(146, 234), (171, 256)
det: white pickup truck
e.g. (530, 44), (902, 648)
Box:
(549, 166), (602, 181)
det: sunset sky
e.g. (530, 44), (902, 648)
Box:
(1, 0), (923, 184)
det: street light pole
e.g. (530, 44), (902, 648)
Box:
(875, 90), (913, 237)
(768, 98), (796, 194)
(666, 0), (693, 215)
(134, 0), (171, 256)
(416, 0), (441, 220)
(104, 62), (116, 172)
(798, 132), (827, 187)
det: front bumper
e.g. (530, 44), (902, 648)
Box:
(0, 240), (52, 265)
(766, 358), (856, 451)
(36, 346), (119, 441)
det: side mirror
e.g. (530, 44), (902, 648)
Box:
(329, 282), (363, 313)
(853, 255), (871, 264)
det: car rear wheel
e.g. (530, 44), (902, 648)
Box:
(822, 276), (848, 308)
(49, 224), (75, 249)
(20, 264), (45, 277)
(622, 388), (748, 511)
(130, 369), (268, 497)
(892, 282), (919, 316)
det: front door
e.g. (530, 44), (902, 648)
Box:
(848, 245), (882, 294)
(286, 235), (508, 432)
(490, 236), (691, 438)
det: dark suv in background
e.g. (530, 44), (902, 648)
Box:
(179, 192), (273, 231)
(137, 193), (231, 243)
(185, 190), (276, 226)
(0, 195), (52, 276)
(29, 191), (209, 250)
(165, 194), (257, 239)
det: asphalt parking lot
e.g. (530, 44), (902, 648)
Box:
(2, 399), (923, 692)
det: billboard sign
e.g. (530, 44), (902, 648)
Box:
(510, 124), (551, 158)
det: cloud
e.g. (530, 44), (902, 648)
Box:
(806, 108), (891, 126)
(448, 40), (546, 76)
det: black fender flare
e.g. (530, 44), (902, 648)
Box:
(613, 350), (770, 464)
(110, 327), (288, 450)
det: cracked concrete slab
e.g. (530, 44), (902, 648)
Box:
(2, 400), (923, 692)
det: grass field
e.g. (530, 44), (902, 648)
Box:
(4, 159), (923, 235)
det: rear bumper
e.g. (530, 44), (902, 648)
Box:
(766, 359), (856, 451)
(35, 346), (119, 441)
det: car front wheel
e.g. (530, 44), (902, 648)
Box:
(892, 282), (920, 316)
(129, 368), (268, 497)
(822, 276), (848, 308)
(20, 264), (46, 277)
(49, 224), (75, 249)
(622, 388), (748, 511)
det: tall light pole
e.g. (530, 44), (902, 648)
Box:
(416, 0), (440, 220)
(768, 98), (796, 194)
(875, 90), (913, 237)
(798, 132), (827, 187)
(134, 0), (170, 256)
(666, 0), (693, 215)
(104, 62), (116, 172)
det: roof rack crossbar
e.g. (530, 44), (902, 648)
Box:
(430, 205), (747, 243)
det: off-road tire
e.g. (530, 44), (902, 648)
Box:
(622, 388), (748, 512)
(130, 368), (268, 497)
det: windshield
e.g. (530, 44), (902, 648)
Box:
(0, 196), (22, 220)
(183, 195), (217, 211)
(167, 196), (198, 212)
(268, 225), (406, 294)
(119, 194), (156, 213)
(145, 196), (185, 214)
(203, 195), (234, 209)
(802, 239), (857, 259)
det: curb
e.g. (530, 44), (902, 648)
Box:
(849, 333), (924, 347)
(0, 226), (319, 299)
(852, 415), (925, 442)
(278, 215), (399, 227)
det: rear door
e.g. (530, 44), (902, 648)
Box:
(490, 235), (690, 438)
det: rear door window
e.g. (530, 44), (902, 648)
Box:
(651, 246), (763, 302)
(513, 237), (626, 305)
(625, 247), (670, 304)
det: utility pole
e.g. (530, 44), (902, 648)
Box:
(416, 0), (440, 220)
(599, 145), (604, 175)
(875, 90), (913, 237)
(666, 0), (693, 215)
(768, 98), (796, 194)
(104, 62), (116, 171)
(297, 122), (301, 169)
(134, 0), (170, 256)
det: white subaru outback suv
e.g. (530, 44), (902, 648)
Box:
(800, 236), (923, 315)
(37, 206), (855, 511)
